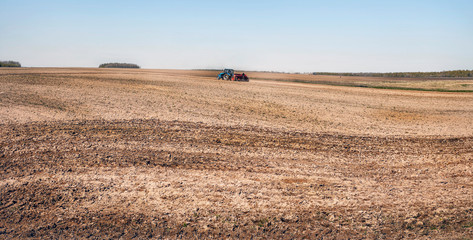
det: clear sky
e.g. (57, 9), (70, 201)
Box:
(1, 0), (472, 72)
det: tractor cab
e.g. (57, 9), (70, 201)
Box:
(223, 69), (234, 75)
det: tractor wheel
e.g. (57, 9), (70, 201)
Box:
(223, 75), (229, 80)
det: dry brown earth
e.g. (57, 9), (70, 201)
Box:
(0, 68), (472, 238)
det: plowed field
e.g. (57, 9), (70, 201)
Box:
(1, 68), (472, 238)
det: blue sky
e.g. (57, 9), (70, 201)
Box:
(1, 0), (472, 72)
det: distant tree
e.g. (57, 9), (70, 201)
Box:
(313, 70), (473, 78)
(0, 61), (21, 67)
(99, 63), (140, 69)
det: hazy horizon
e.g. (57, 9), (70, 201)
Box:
(1, 0), (472, 72)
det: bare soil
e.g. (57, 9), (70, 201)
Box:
(1, 68), (472, 239)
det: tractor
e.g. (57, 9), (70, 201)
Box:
(217, 69), (234, 80)
(217, 69), (249, 81)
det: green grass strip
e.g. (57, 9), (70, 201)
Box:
(254, 78), (473, 93)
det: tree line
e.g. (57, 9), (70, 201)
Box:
(99, 63), (140, 69)
(313, 70), (473, 78)
(0, 61), (21, 67)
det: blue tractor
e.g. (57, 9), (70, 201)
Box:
(217, 69), (234, 80)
